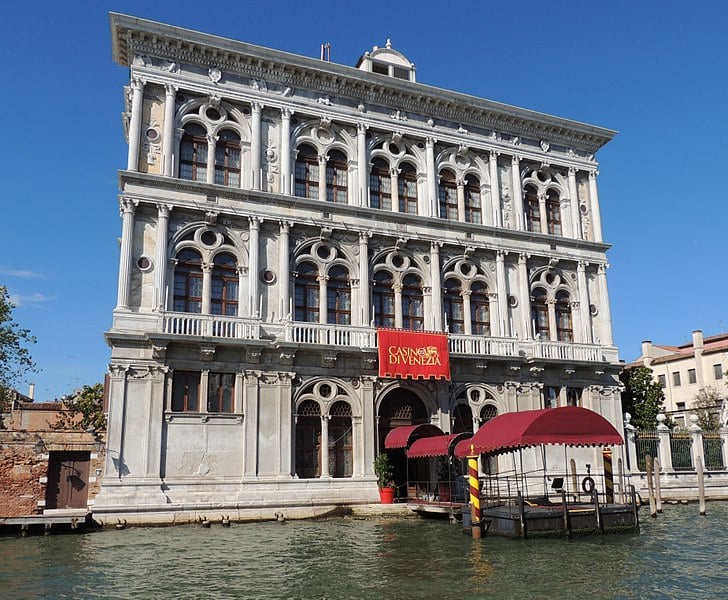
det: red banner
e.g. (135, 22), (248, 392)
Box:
(377, 329), (450, 380)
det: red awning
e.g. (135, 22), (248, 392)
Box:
(454, 406), (623, 458)
(384, 424), (444, 449)
(407, 432), (470, 458)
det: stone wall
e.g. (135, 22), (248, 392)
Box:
(0, 432), (47, 517)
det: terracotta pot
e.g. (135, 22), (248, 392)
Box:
(378, 486), (395, 504)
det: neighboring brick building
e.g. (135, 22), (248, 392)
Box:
(0, 401), (105, 523)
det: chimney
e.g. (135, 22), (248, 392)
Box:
(640, 340), (653, 367)
(28, 382), (35, 400)
(692, 329), (704, 351)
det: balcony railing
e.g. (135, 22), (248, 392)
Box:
(130, 311), (615, 363)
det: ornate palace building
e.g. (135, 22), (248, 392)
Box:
(96, 13), (623, 522)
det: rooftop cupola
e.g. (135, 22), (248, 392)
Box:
(355, 40), (416, 82)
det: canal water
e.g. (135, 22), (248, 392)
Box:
(1, 502), (726, 599)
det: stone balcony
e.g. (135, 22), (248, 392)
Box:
(110, 310), (619, 365)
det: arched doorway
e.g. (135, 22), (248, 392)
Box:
(377, 389), (429, 495)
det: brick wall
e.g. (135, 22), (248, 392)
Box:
(0, 432), (48, 517)
(0, 431), (106, 518)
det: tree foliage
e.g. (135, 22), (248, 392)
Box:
(692, 387), (722, 431)
(53, 383), (106, 431)
(620, 366), (665, 429)
(0, 285), (37, 413)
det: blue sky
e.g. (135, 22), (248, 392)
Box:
(1, 1), (726, 400)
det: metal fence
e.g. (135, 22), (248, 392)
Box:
(703, 432), (725, 470)
(635, 430), (659, 471)
(670, 432), (694, 470)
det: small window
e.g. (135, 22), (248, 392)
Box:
(172, 371), (200, 412)
(372, 61), (388, 75)
(672, 372), (681, 386)
(688, 368), (697, 384)
(543, 386), (559, 409)
(658, 374), (666, 388)
(208, 373), (235, 413)
(676, 402), (686, 410)
(714, 364), (724, 380)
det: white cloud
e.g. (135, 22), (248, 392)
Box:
(0, 268), (44, 279)
(8, 292), (54, 307)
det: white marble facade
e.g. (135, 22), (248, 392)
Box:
(95, 13), (624, 523)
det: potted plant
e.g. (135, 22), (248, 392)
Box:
(373, 452), (396, 504)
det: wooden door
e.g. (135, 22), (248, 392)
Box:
(46, 451), (91, 510)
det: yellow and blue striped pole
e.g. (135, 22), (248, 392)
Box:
(602, 447), (614, 504)
(468, 444), (481, 539)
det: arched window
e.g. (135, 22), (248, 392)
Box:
(479, 404), (497, 426)
(369, 158), (391, 210)
(294, 262), (319, 322)
(532, 287), (549, 339)
(402, 274), (424, 331)
(464, 177), (481, 224)
(546, 190), (562, 236)
(326, 150), (348, 203)
(329, 401), (353, 478)
(471, 281), (490, 336)
(327, 265), (351, 325)
(294, 144), (319, 199)
(295, 400), (321, 478)
(179, 124), (208, 182)
(211, 253), (238, 316)
(398, 162), (418, 214)
(452, 403), (473, 434)
(556, 290), (573, 342)
(524, 185), (541, 233)
(213, 129), (241, 187)
(438, 170), (458, 220)
(373, 270), (395, 328)
(443, 279), (464, 334)
(173, 249), (203, 313)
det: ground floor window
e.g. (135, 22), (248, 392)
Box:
(208, 373), (235, 413)
(329, 401), (353, 478)
(172, 371), (200, 412)
(295, 400), (321, 478)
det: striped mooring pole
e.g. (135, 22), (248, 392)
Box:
(602, 447), (614, 504)
(468, 446), (481, 539)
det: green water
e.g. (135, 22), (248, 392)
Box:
(1, 503), (726, 599)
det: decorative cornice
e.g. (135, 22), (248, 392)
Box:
(110, 13), (616, 154)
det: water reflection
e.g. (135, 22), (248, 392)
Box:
(1, 503), (727, 599)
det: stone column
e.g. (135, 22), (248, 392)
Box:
(318, 275), (328, 324)
(495, 250), (510, 337)
(720, 427), (728, 471)
(577, 261), (592, 343)
(456, 179), (466, 222)
(538, 193), (548, 234)
(511, 155), (524, 230)
(568, 167), (582, 239)
(249, 217), (260, 317)
(588, 171), (603, 243)
(251, 102), (263, 190)
(462, 290), (472, 335)
(243, 372), (260, 477)
(517, 253), (531, 339)
(359, 232), (370, 325)
(656, 414), (673, 471)
(280, 108), (292, 194)
(488, 292), (501, 336)
(426, 137), (437, 217)
(104, 366), (128, 478)
(688, 415), (704, 471)
(390, 168), (400, 212)
(320, 416), (330, 477)
(357, 123), (368, 207)
(361, 377), (376, 478)
(154, 204), (172, 311)
(279, 221), (291, 318)
(430, 242), (443, 331)
(127, 77), (145, 172)
(205, 133), (216, 185)
(318, 154), (327, 201)
(162, 84), (177, 177)
(547, 299), (557, 340)
(201, 263), (212, 314)
(394, 283), (403, 329)
(489, 151), (501, 227)
(116, 199), (137, 310)
(596, 264), (613, 345)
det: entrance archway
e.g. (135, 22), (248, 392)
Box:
(377, 389), (429, 495)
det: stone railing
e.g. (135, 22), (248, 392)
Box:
(130, 311), (617, 363)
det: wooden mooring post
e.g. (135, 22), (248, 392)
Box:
(645, 455), (657, 518)
(468, 453), (481, 539)
(696, 456), (706, 516)
(653, 458), (663, 513)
